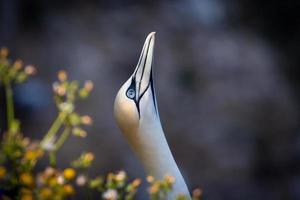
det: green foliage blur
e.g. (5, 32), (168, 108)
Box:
(0, 48), (201, 200)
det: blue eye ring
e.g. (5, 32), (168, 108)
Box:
(126, 88), (135, 99)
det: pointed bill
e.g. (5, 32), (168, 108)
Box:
(132, 32), (156, 101)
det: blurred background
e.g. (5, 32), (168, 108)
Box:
(0, 0), (299, 199)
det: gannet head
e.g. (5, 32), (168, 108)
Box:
(114, 32), (159, 136)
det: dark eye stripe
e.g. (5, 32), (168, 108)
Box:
(126, 73), (157, 118)
(126, 78), (136, 97)
(126, 78), (140, 117)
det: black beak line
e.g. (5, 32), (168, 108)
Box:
(130, 32), (157, 117)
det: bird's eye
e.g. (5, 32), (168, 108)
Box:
(126, 88), (135, 99)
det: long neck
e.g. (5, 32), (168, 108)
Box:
(128, 118), (191, 199)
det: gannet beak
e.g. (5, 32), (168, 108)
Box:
(132, 32), (156, 102)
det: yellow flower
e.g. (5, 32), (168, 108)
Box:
(84, 80), (94, 91)
(44, 167), (56, 177)
(72, 127), (87, 138)
(0, 47), (9, 58)
(0, 166), (6, 178)
(20, 188), (33, 200)
(54, 85), (66, 96)
(57, 175), (65, 185)
(22, 137), (31, 146)
(102, 189), (118, 200)
(107, 172), (115, 181)
(176, 194), (188, 200)
(24, 149), (44, 161)
(24, 65), (36, 75)
(115, 171), (126, 182)
(48, 177), (57, 186)
(76, 174), (87, 186)
(63, 168), (76, 180)
(81, 115), (93, 125)
(20, 194), (33, 200)
(58, 70), (68, 81)
(39, 187), (52, 199)
(20, 173), (34, 186)
(132, 178), (141, 188)
(13, 59), (23, 70)
(63, 184), (75, 196)
(148, 182), (160, 194)
(84, 152), (94, 162)
(164, 175), (175, 185)
(146, 175), (154, 183)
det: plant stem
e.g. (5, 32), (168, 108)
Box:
(54, 127), (70, 151)
(49, 151), (56, 167)
(41, 112), (66, 146)
(48, 127), (71, 167)
(87, 185), (93, 200)
(4, 82), (14, 131)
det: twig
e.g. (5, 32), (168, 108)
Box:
(40, 112), (66, 146)
(54, 127), (71, 151)
(4, 82), (14, 131)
